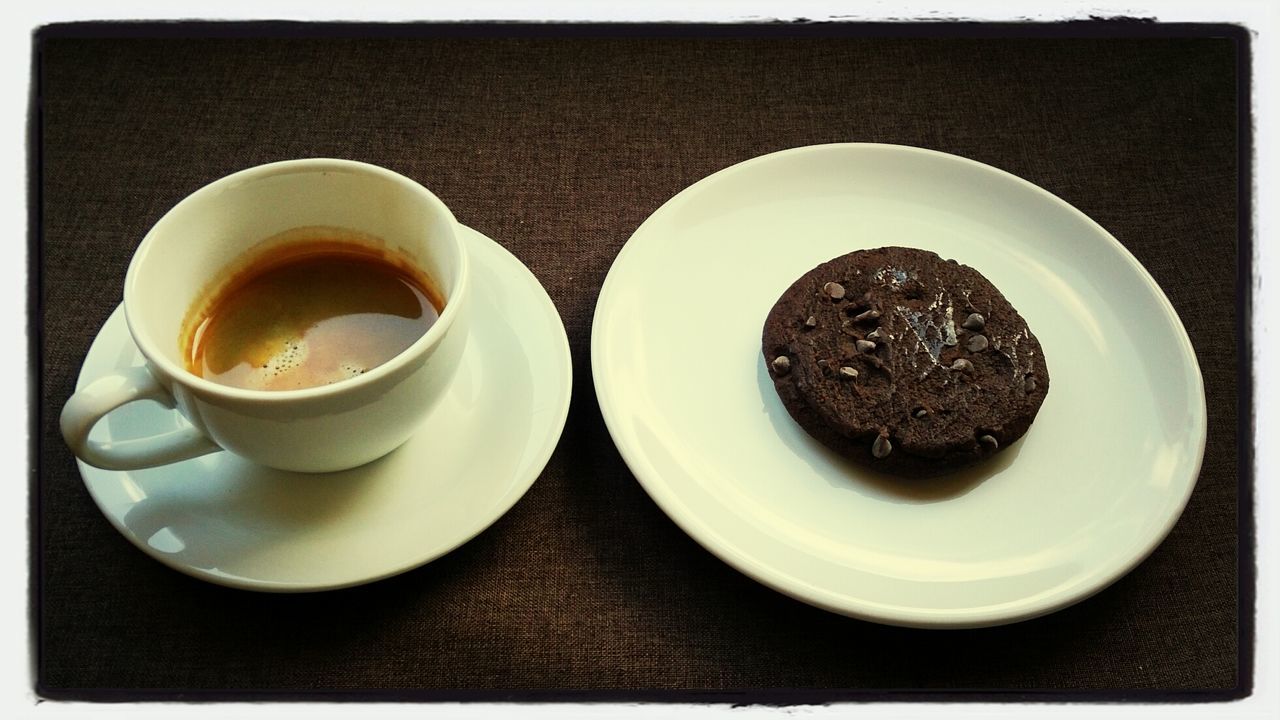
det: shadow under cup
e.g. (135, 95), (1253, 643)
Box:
(123, 159), (470, 473)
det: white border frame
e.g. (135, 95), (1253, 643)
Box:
(7, 2), (1273, 719)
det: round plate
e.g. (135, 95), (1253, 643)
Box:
(75, 225), (572, 592)
(591, 143), (1206, 628)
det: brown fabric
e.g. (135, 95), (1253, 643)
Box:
(34, 25), (1245, 699)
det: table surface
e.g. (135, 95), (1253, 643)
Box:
(35, 24), (1245, 700)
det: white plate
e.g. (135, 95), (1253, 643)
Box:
(74, 225), (572, 592)
(591, 143), (1206, 628)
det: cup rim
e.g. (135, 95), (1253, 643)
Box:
(122, 157), (470, 402)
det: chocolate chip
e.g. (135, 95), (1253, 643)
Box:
(803, 315), (817, 329)
(853, 309), (880, 323)
(913, 407), (928, 418)
(950, 358), (974, 373)
(1024, 375), (1037, 394)
(838, 366), (859, 380)
(823, 281), (846, 300)
(855, 339), (876, 354)
(872, 432), (892, 459)
(962, 313), (986, 331)
(966, 334), (989, 352)
(771, 356), (791, 375)
(978, 434), (999, 450)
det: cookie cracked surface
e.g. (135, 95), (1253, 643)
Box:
(762, 246), (1049, 478)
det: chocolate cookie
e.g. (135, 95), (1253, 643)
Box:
(762, 247), (1049, 477)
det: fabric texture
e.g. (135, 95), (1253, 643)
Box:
(35, 26), (1244, 699)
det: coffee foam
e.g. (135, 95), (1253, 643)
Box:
(234, 338), (373, 390)
(179, 225), (444, 368)
(261, 338), (309, 382)
(185, 234), (440, 391)
(338, 360), (369, 379)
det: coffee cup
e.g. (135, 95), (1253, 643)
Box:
(60, 159), (470, 473)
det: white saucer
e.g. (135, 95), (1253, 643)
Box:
(592, 143), (1207, 628)
(73, 225), (572, 592)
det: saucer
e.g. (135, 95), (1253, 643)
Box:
(592, 143), (1206, 628)
(72, 225), (572, 592)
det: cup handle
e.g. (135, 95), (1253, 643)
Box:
(60, 365), (221, 470)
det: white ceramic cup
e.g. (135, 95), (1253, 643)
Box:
(60, 159), (470, 473)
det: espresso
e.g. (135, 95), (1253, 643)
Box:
(185, 241), (442, 391)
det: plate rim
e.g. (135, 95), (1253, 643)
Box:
(74, 224), (573, 592)
(590, 142), (1208, 628)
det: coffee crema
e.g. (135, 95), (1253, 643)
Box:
(183, 235), (443, 391)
